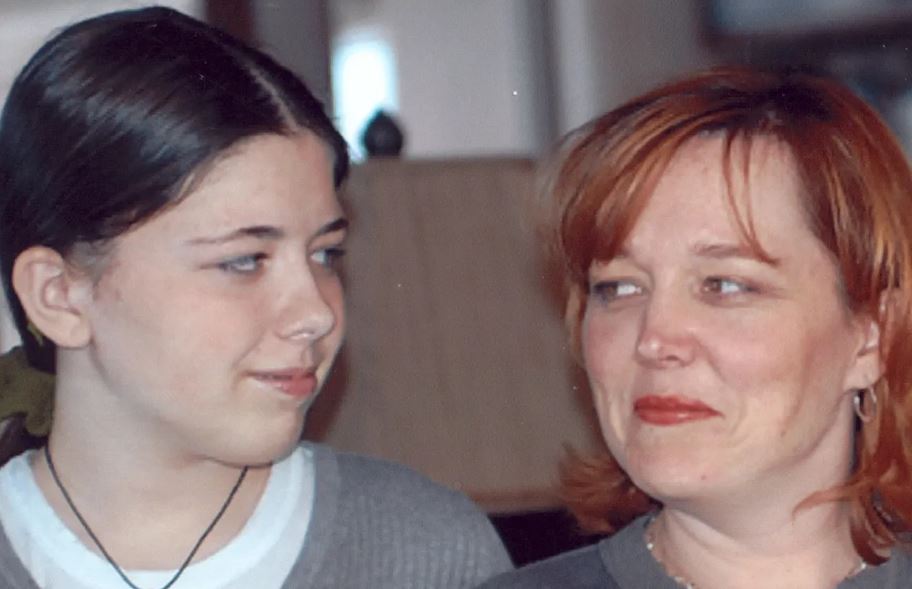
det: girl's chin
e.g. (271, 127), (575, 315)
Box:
(208, 423), (306, 467)
(216, 442), (298, 468)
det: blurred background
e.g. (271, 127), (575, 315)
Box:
(3, 0), (912, 564)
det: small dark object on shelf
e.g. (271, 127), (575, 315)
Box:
(361, 110), (405, 157)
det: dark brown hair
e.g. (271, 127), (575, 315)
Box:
(0, 7), (349, 463)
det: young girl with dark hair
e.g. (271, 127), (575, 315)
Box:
(0, 7), (510, 588)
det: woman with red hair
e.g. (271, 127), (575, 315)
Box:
(483, 67), (912, 587)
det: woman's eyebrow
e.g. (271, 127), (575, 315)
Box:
(692, 242), (781, 266)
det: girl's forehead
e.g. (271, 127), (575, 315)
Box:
(117, 134), (340, 244)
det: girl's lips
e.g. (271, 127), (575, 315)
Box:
(251, 369), (317, 399)
(634, 395), (721, 426)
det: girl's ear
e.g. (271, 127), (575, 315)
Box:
(12, 246), (93, 348)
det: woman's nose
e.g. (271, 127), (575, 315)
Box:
(634, 294), (696, 368)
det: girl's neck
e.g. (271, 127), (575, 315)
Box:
(30, 430), (271, 571)
(47, 353), (260, 511)
(38, 353), (277, 569)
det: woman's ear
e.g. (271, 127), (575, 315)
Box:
(844, 295), (891, 392)
(12, 246), (93, 348)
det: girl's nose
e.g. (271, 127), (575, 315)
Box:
(276, 271), (336, 343)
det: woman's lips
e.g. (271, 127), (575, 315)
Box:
(251, 369), (317, 399)
(634, 395), (721, 426)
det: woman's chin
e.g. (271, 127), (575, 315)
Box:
(622, 450), (725, 503)
(632, 473), (711, 503)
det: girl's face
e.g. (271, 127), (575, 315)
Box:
(581, 136), (880, 510)
(78, 132), (346, 465)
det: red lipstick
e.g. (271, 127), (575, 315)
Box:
(252, 369), (317, 399)
(634, 395), (720, 426)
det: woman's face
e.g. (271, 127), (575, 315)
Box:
(78, 132), (346, 465)
(581, 136), (879, 508)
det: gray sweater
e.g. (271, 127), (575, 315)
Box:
(480, 515), (912, 588)
(0, 443), (513, 588)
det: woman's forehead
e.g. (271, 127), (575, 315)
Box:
(590, 134), (803, 265)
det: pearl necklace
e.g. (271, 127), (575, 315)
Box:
(644, 525), (698, 589)
(644, 517), (868, 589)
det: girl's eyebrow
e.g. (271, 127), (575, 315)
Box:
(184, 217), (348, 247)
(185, 225), (284, 246)
(316, 217), (349, 236)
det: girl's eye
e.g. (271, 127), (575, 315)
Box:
(217, 253), (266, 274)
(312, 247), (346, 269)
(590, 280), (642, 302)
(702, 277), (754, 296)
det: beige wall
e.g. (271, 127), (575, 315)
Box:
(329, 0), (713, 157)
(0, 0), (202, 104)
(331, 0), (550, 158)
(551, 0), (713, 133)
(254, 0), (332, 104)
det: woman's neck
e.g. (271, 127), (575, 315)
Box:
(649, 503), (863, 589)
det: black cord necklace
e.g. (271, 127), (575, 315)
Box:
(43, 444), (249, 589)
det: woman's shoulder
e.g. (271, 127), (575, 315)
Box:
(477, 544), (614, 589)
(848, 546), (912, 588)
(478, 515), (676, 589)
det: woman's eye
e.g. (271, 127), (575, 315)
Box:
(702, 277), (754, 296)
(217, 253), (266, 274)
(312, 247), (346, 269)
(590, 280), (642, 301)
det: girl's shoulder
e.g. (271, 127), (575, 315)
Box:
(310, 442), (502, 537)
(298, 443), (512, 588)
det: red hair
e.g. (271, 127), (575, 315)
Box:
(548, 66), (912, 562)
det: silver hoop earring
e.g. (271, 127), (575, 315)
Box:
(854, 388), (877, 423)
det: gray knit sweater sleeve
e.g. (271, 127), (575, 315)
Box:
(282, 444), (514, 588)
(0, 444), (513, 588)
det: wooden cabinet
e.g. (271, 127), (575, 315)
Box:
(304, 158), (599, 512)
